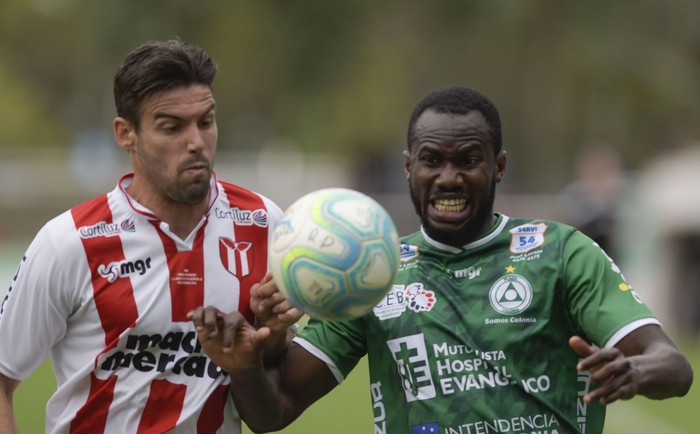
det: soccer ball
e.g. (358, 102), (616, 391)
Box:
(269, 188), (400, 321)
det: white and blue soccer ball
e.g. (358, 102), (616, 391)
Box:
(269, 188), (400, 321)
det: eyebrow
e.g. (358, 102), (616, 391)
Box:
(415, 141), (483, 153)
(153, 102), (217, 121)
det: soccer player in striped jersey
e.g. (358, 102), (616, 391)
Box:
(191, 86), (693, 434)
(0, 40), (298, 434)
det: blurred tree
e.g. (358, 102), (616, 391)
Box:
(0, 0), (698, 192)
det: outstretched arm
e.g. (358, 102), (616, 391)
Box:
(190, 274), (337, 432)
(189, 307), (337, 432)
(250, 272), (304, 363)
(569, 324), (693, 405)
(0, 373), (20, 434)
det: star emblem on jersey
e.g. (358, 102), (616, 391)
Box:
(489, 274), (533, 315)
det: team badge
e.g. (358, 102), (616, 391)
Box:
(509, 223), (547, 253)
(489, 274), (533, 315)
(219, 237), (253, 279)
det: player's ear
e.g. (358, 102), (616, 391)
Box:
(114, 117), (136, 152)
(495, 150), (507, 183)
(403, 150), (411, 179)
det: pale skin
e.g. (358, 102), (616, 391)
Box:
(113, 84), (218, 239)
(0, 85), (220, 434)
(0, 84), (299, 434)
(191, 109), (693, 433)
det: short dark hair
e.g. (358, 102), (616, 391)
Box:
(113, 39), (218, 130)
(406, 85), (502, 154)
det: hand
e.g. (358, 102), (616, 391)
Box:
(251, 272), (304, 333)
(188, 306), (270, 375)
(569, 335), (640, 405)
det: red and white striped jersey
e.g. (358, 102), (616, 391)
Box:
(0, 173), (283, 434)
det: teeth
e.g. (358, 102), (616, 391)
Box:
(434, 198), (466, 212)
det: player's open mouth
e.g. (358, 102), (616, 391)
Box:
(433, 198), (467, 212)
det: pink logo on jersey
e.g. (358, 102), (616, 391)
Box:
(219, 238), (253, 279)
(405, 283), (436, 313)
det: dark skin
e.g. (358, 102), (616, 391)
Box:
(190, 109), (693, 433)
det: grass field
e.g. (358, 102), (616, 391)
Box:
(11, 345), (699, 433)
(2, 240), (698, 433)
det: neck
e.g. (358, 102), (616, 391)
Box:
(153, 201), (209, 239)
(125, 179), (210, 239)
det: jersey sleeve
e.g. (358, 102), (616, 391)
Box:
(563, 230), (659, 348)
(294, 317), (368, 382)
(0, 218), (81, 380)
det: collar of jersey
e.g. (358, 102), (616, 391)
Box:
(117, 171), (220, 221)
(420, 213), (510, 253)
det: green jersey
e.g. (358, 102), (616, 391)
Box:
(296, 214), (659, 434)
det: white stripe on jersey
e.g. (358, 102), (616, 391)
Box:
(0, 173), (283, 434)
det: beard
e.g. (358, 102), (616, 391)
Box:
(138, 152), (212, 206)
(169, 171), (211, 205)
(409, 176), (497, 247)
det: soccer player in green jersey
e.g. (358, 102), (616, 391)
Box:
(190, 86), (693, 434)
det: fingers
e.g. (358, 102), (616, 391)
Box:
(569, 336), (595, 360)
(569, 336), (639, 405)
(584, 369), (636, 404)
(219, 311), (250, 352)
(188, 306), (224, 341)
(276, 307), (304, 324)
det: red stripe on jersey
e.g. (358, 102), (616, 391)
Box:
(69, 373), (117, 433)
(136, 379), (186, 434)
(196, 384), (228, 433)
(153, 223), (206, 322)
(71, 196), (139, 347)
(221, 182), (270, 323)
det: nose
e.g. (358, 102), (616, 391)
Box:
(186, 124), (206, 153)
(435, 163), (462, 189)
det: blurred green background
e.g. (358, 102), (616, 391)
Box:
(2, 1), (699, 432)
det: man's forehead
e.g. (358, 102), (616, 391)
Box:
(413, 110), (491, 140)
(143, 85), (215, 117)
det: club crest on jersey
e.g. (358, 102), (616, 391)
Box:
(79, 218), (136, 239)
(509, 223), (547, 254)
(489, 274), (533, 315)
(219, 238), (253, 279)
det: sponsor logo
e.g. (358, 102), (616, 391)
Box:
(214, 207), (268, 227)
(98, 331), (226, 380)
(453, 266), (481, 279)
(489, 273), (533, 315)
(1, 256), (26, 316)
(387, 333), (437, 402)
(219, 238), (253, 279)
(412, 422), (439, 433)
(509, 223), (546, 253)
(594, 241), (645, 304)
(79, 218), (136, 239)
(371, 382), (387, 434)
(444, 413), (561, 434)
(374, 282), (437, 320)
(98, 257), (152, 283)
(400, 244), (419, 262)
